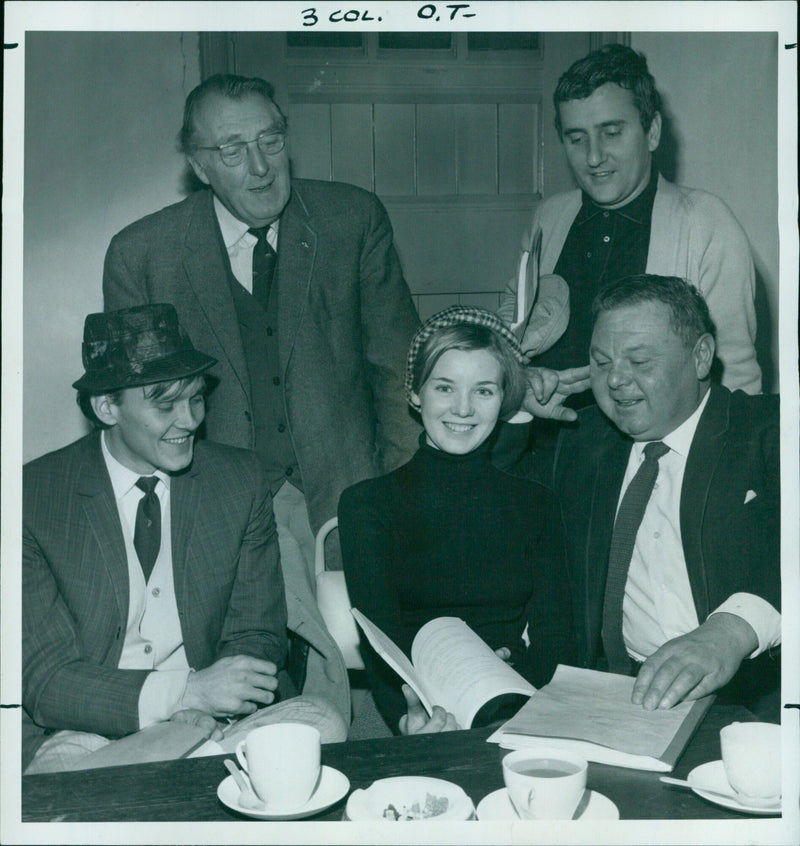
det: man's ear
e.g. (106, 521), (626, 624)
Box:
(90, 394), (119, 427)
(187, 154), (211, 186)
(647, 111), (662, 153)
(692, 332), (716, 380)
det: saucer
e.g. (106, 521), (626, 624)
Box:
(476, 788), (619, 821)
(344, 776), (475, 821)
(217, 765), (350, 820)
(687, 761), (781, 816)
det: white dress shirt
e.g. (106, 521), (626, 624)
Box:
(101, 433), (191, 727)
(214, 195), (279, 292)
(619, 390), (781, 662)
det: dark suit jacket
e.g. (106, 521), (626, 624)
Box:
(22, 434), (287, 770)
(542, 385), (780, 695)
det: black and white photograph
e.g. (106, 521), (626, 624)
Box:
(2, 2), (798, 844)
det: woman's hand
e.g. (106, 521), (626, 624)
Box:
(398, 685), (460, 735)
(494, 647), (512, 662)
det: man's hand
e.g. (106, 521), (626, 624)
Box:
(169, 708), (224, 741)
(632, 613), (758, 710)
(398, 685), (460, 735)
(521, 366), (590, 422)
(181, 656), (279, 718)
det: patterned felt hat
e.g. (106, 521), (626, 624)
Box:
(404, 305), (526, 404)
(72, 303), (217, 393)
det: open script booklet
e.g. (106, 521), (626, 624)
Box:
(351, 609), (535, 729)
(487, 664), (714, 772)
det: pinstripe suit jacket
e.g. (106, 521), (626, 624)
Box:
(22, 433), (287, 770)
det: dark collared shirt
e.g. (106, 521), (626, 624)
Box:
(535, 165), (659, 386)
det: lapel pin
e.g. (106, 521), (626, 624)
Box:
(301, 240), (310, 249)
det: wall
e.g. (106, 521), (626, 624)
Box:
(23, 32), (201, 462)
(631, 32), (779, 390)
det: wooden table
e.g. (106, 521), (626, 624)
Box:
(21, 703), (765, 822)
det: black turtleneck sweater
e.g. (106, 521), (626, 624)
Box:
(339, 434), (577, 732)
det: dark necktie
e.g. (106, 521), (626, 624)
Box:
(249, 226), (277, 311)
(602, 441), (670, 674)
(134, 476), (161, 582)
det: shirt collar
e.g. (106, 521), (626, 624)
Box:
(578, 163), (658, 226)
(101, 430), (170, 499)
(631, 387), (711, 461)
(213, 195), (280, 249)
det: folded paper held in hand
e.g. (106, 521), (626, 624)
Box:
(351, 609), (535, 729)
(509, 225), (570, 358)
(487, 664), (714, 772)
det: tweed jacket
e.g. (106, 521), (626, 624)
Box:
(499, 174), (761, 394)
(22, 434), (287, 771)
(541, 384), (780, 672)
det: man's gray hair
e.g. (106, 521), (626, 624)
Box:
(179, 74), (286, 153)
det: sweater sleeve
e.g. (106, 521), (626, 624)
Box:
(648, 183), (761, 394)
(687, 192), (761, 394)
(338, 483), (410, 733)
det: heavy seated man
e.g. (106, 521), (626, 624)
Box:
(22, 304), (346, 774)
(541, 275), (779, 717)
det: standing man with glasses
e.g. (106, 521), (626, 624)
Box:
(103, 75), (422, 729)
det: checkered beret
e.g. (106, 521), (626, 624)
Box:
(404, 305), (526, 404)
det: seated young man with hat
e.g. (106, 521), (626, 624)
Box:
(22, 303), (347, 774)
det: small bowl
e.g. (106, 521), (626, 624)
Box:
(344, 776), (475, 821)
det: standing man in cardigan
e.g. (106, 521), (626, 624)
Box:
(499, 43), (761, 418)
(103, 75), (422, 726)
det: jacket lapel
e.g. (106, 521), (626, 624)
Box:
(585, 426), (631, 660)
(680, 385), (730, 621)
(276, 182), (317, 373)
(182, 190), (250, 395)
(77, 434), (129, 630)
(169, 460), (202, 624)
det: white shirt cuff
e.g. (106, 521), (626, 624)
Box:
(137, 669), (193, 728)
(709, 593), (781, 658)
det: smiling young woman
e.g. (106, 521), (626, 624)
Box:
(338, 306), (578, 737)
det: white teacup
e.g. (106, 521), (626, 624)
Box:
(720, 721), (781, 803)
(502, 748), (588, 820)
(235, 722), (321, 810)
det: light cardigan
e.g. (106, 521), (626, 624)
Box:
(499, 174), (761, 394)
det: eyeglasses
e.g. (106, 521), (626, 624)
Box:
(195, 130), (286, 167)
